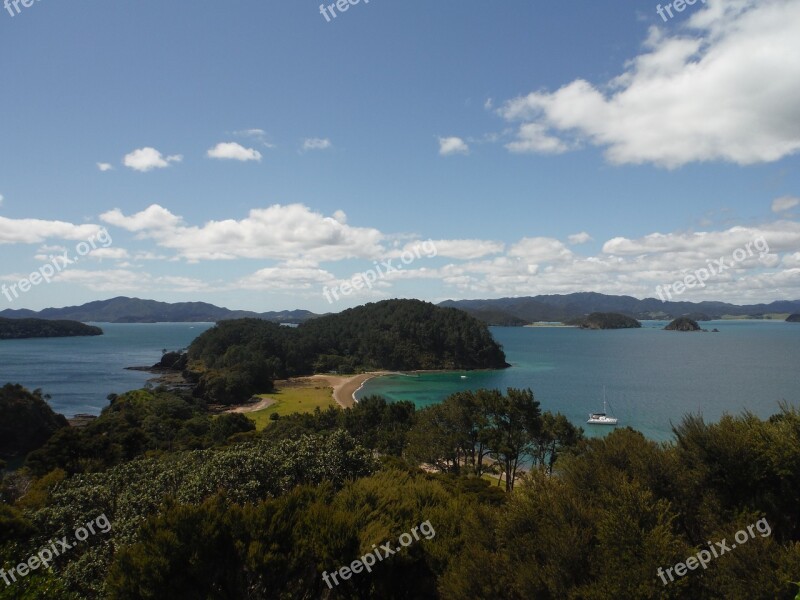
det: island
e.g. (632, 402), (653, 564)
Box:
(566, 312), (642, 330)
(187, 299), (510, 405)
(665, 317), (702, 331)
(787, 314), (800, 323)
(0, 317), (103, 340)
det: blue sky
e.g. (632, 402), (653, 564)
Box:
(1, 0), (799, 312)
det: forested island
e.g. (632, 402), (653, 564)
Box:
(565, 312), (642, 330)
(0, 318), (103, 340)
(787, 314), (800, 323)
(665, 317), (702, 331)
(188, 299), (510, 405)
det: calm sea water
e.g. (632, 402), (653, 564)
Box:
(357, 321), (800, 442)
(0, 323), (214, 417)
(1, 321), (797, 441)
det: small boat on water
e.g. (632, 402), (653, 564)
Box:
(587, 388), (618, 425)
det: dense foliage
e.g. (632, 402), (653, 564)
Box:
(24, 388), (253, 476)
(189, 300), (510, 404)
(665, 317), (702, 331)
(0, 318), (102, 340)
(0, 384), (67, 459)
(567, 312), (642, 329)
(2, 381), (799, 599)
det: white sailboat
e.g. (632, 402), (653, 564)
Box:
(587, 387), (618, 425)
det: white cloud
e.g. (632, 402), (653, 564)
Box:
(410, 239), (503, 260)
(772, 196), (800, 213)
(100, 203), (385, 263)
(97, 162), (114, 172)
(101, 204), (184, 232)
(123, 147), (183, 172)
(0, 217), (104, 245)
(302, 138), (332, 151)
(568, 232), (593, 245)
(0, 194), (4, 206)
(438, 136), (469, 156)
(506, 123), (569, 154)
(500, 0), (800, 167)
(207, 142), (262, 162)
(87, 248), (129, 260)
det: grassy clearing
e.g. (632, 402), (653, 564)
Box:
(246, 383), (337, 430)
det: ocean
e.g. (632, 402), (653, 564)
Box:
(0, 323), (214, 417)
(0, 320), (797, 442)
(357, 321), (800, 441)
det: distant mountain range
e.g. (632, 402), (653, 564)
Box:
(0, 297), (318, 324)
(2, 293), (799, 325)
(439, 292), (800, 324)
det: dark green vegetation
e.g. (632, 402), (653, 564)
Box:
(441, 292), (800, 324)
(0, 385), (67, 459)
(2, 380), (799, 599)
(0, 296), (317, 324)
(788, 314), (800, 323)
(0, 318), (102, 340)
(189, 299), (509, 405)
(665, 317), (702, 331)
(566, 312), (642, 330)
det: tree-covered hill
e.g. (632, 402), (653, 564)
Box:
(787, 314), (800, 323)
(0, 384), (68, 459)
(188, 299), (509, 404)
(0, 318), (102, 340)
(665, 317), (702, 331)
(566, 312), (642, 330)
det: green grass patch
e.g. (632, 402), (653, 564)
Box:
(246, 384), (337, 430)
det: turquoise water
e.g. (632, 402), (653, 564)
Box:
(357, 321), (800, 441)
(1, 320), (797, 440)
(0, 323), (214, 417)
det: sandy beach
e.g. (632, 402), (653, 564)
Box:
(309, 372), (392, 408)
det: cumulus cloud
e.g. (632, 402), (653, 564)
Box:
(772, 196), (800, 213)
(123, 148), (183, 172)
(0, 217), (104, 245)
(410, 239), (503, 260)
(97, 162), (113, 172)
(499, 0), (800, 167)
(207, 142), (262, 162)
(100, 203), (385, 263)
(438, 136), (469, 156)
(302, 138), (332, 151)
(568, 232), (592, 245)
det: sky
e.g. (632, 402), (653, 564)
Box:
(1, 0), (799, 313)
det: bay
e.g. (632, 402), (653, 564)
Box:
(0, 323), (214, 417)
(357, 321), (800, 441)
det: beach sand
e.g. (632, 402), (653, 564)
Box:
(309, 372), (391, 408)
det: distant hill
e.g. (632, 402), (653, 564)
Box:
(0, 297), (319, 324)
(787, 314), (800, 323)
(440, 293), (800, 325)
(0, 318), (103, 340)
(566, 312), (642, 330)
